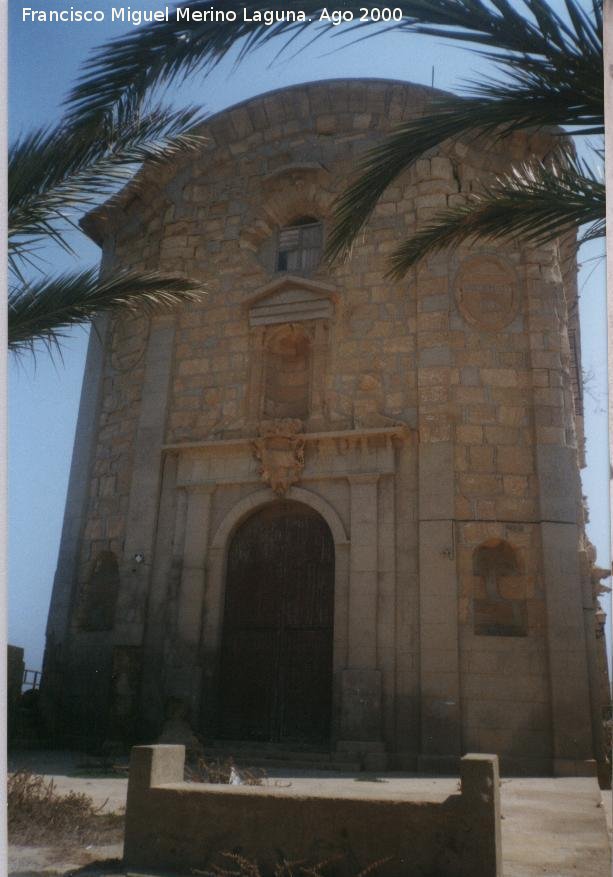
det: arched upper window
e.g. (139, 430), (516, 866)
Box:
(276, 218), (323, 274)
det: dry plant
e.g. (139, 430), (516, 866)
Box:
(185, 756), (266, 786)
(194, 851), (392, 877)
(7, 770), (124, 845)
(603, 717), (612, 781)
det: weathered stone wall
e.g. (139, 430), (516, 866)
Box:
(44, 79), (599, 773)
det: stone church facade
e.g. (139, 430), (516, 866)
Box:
(42, 79), (608, 774)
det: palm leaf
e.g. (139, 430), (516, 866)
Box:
(9, 94), (207, 355)
(9, 269), (204, 353)
(64, 0), (602, 123)
(9, 100), (205, 268)
(386, 157), (604, 277)
(324, 77), (601, 264)
(57, 0), (603, 278)
(59, 0), (603, 272)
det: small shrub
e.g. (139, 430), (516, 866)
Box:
(7, 770), (123, 845)
(195, 852), (392, 877)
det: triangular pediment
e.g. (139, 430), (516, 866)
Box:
(245, 275), (337, 327)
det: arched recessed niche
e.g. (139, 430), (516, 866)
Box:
(472, 539), (527, 637)
(263, 324), (311, 421)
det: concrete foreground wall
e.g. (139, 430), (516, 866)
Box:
(124, 745), (502, 877)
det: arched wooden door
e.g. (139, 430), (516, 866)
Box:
(218, 501), (334, 744)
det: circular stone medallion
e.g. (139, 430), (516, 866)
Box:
(454, 255), (520, 332)
(110, 313), (150, 371)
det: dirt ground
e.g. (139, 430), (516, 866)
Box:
(6, 750), (612, 876)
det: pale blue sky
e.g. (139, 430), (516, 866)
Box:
(9, 1), (610, 671)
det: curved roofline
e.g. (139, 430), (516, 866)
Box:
(192, 76), (448, 126)
(80, 77), (446, 245)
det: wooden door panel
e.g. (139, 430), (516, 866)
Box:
(224, 558), (280, 629)
(218, 631), (277, 740)
(280, 629), (333, 742)
(284, 560), (334, 628)
(218, 502), (334, 744)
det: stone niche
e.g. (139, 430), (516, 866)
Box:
(262, 325), (311, 421)
(245, 275), (336, 432)
(472, 539), (527, 637)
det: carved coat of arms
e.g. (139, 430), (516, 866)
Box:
(252, 419), (305, 495)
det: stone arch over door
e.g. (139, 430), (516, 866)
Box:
(200, 486), (350, 741)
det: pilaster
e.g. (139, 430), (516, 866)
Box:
(167, 484), (215, 718)
(114, 315), (176, 645)
(340, 474), (383, 748)
(418, 442), (462, 767)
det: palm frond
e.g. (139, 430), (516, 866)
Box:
(53, 0), (604, 287)
(9, 101), (205, 264)
(325, 81), (589, 263)
(9, 269), (204, 352)
(60, 0), (603, 269)
(401, 0), (601, 57)
(64, 0), (602, 123)
(386, 158), (605, 277)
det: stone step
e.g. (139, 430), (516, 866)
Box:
(205, 754), (362, 773)
(205, 744), (358, 761)
(202, 745), (362, 772)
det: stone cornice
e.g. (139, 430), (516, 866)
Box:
(162, 424), (414, 453)
(241, 274), (338, 307)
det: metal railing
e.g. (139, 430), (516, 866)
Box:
(22, 669), (41, 691)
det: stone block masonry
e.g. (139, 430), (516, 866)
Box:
(42, 79), (608, 777)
